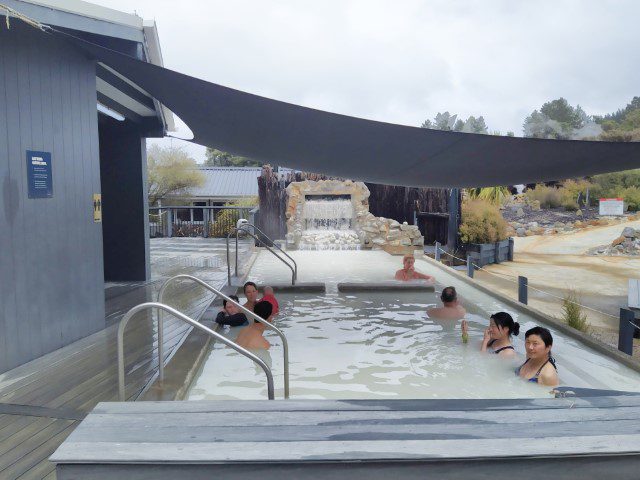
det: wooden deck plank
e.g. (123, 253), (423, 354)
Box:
(92, 395), (640, 414)
(0, 419), (73, 471)
(42, 469), (57, 480)
(77, 405), (640, 429)
(2, 422), (76, 480)
(51, 434), (640, 463)
(16, 457), (56, 479)
(0, 418), (58, 457)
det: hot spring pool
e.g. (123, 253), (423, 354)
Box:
(187, 251), (640, 400)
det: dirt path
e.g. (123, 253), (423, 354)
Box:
(475, 220), (640, 348)
(516, 219), (640, 254)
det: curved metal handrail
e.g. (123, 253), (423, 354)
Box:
(158, 274), (290, 398)
(117, 302), (275, 402)
(226, 228), (296, 285)
(238, 223), (297, 283)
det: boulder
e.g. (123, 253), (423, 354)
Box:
(622, 227), (636, 238)
(516, 227), (526, 237)
(516, 208), (525, 217)
(530, 200), (541, 211)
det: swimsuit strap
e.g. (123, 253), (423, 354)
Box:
(535, 358), (553, 377)
(494, 345), (515, 354)
(515, 358), (530, 375)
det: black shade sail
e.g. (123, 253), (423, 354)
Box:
(59, 29), (640, 188)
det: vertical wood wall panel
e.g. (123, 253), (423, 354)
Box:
(0, 24), (105, 372)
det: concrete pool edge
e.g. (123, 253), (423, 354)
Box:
(419, 254), (640, 374)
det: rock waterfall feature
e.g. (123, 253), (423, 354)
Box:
(285, 180), (424, 251)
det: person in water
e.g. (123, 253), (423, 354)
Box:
(215, 295), (249, 327)
(260, 286), (279, 316)
(394, 254), (435, 282)
(243, 281), (259, 312)
(235, 300), (273, 350)
(480, 312), (519, 358)
(427, 286), (466, 320)
(516, 326), (559, 386)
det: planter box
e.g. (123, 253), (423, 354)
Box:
(464, 238), (513, 267)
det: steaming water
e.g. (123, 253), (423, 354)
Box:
(186, 251), (640, 400)
(299, 199), (360, 250)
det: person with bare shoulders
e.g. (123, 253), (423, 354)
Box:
(243, 281), (259, 312)
(515, 326), (559, 387)
(394, 254), (435, 282)
(480, 312), (519, 359)
(427, 286), (465, 320)
(236, 301), (273, 350)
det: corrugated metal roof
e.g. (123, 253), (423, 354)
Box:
(183, 167), (261, 198)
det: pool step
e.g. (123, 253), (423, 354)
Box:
(52, 397), (640, 479)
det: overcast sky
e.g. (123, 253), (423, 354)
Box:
(97, 0), (640, 163)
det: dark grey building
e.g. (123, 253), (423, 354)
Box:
(0, 0), (172, 373)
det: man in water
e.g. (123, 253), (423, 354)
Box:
(243, 281), (259, 311)
(427, 286), (466, 320)
(394, 254), (435, 282)
(236, 300), (273, 350)
(215, 295), (249, 327)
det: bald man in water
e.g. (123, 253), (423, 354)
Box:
(427, 286), (466, 320)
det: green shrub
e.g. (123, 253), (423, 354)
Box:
(592, 169), (640, 195)
(620, 186), (640, 211)
(459, 199), (509, 244)
(210, 197), (258, 237)
(562, 290), (589, 332)
(559, 188), (578, 211)
(467, 186), (510, 206)
(525, 184), (562, 208)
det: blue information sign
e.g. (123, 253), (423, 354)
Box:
(26, 150), (53, 198)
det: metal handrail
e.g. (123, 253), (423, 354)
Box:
(237, 223), (297, 283)
(117, 302), (275, 402)
(226, 228), (296, 285)
(158, 274), (290, 398)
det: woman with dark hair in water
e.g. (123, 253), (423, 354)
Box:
(516, 326), (559, 387)
(243, 281), (259, 312)
(480, 312), (520, 358)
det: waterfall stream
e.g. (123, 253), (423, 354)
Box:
(299, 199), (361, 250)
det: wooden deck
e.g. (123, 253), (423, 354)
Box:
(52, 396), (640, 479)
(0, 238), (250, 479)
